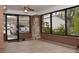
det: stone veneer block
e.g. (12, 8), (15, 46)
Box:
(32, 16), (41, 40)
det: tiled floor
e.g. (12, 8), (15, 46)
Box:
(3, 40), (78, 53)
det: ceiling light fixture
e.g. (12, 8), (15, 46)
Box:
(24, 9), (28, 13)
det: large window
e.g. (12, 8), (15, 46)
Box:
(42, 14), (50, 33)
(42, 6), (79, 36)
(52, 11), (65, 35)
(67, 7), (79, 36)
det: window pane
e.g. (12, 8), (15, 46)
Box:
(7, 15), (18, 40)
(19, 16), (29, 40)
(67, 7), (79, 36)
(52, 11), (65, 35)
(19, 16), (29, 33)
(42, 14), (50, 33)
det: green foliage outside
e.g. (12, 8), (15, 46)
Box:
(43, 27), (50, 33)
(73, 8), (79, 35)
(52, 24), (65, 35)
(42, 22), (50, 33)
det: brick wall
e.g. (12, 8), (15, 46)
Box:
(41, 33), (79, 47)
(0, 6), (5, 48)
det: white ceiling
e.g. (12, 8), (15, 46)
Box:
(6, 5), (54, 12)
(5, 5), (74, 15)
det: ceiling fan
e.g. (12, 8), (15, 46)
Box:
(3, 5), (35, 13)
(23, 6), (34, 13)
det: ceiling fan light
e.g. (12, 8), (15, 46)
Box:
(24, 9), (28, 13)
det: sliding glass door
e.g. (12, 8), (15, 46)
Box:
(6, 15), (18, 40)
(4, 14), (30, 41)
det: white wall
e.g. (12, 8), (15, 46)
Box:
(37, 5), (75, 15)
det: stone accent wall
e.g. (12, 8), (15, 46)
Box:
(0, 6), (5, 48)
(32, 16), (41, 40)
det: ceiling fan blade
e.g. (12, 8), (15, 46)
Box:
(24, 6), (34, 11)
(28, 8), (34, 11)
